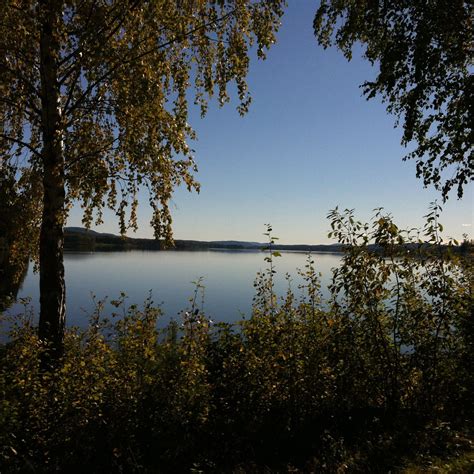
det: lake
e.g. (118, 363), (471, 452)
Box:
(8, 250), (342, 328)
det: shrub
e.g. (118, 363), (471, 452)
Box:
(1, 205), (472, 472)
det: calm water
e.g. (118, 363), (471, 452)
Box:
(9, 250), (342, 327)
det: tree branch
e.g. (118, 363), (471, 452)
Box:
(65, 136), (119, 170)
(0, 61), (41, 114)
(0, 97), (40, 121)
(0, 134), (41, 157)
(59, 0), (140, 70)
(65, 9), (236, 117)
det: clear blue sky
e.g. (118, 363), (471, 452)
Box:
(68, 0), (473, 244)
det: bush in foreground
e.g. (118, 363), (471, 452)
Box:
(1, 206), (472, 472)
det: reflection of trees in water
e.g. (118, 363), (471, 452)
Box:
(0, 248), (28, 312)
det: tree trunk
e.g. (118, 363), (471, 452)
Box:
(38, 0), (66, 362)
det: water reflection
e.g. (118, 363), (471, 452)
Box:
(8, 250), (342, 327)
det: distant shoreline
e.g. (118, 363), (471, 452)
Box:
(64, 227), (471, 257)
(64, 227), (345, 253)
(63, 246), (345, 255)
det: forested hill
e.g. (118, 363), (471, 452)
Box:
(64, 227), (344, 252)
(65, 227), (472, 256)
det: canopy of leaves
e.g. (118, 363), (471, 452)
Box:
(314, 0), (473, 199)
(0, 166), (40, 308)
(0, 0), (284, 241)
(0, 165), (41, 268)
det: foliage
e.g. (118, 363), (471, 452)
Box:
(1, 207), (472, 472)
(0, 165), (41, 269)
(0, 0), (284, 239)
(0, 165), (41, 309)
(1, 0), (285, 353)
(314, 0), (473, 200)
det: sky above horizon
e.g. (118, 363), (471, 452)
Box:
(68, 0), (473, 244)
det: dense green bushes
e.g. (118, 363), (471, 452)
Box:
(1, 206), (472, 472)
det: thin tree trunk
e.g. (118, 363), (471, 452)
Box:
(38, 0), (66, 362)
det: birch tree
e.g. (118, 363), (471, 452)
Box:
(0, 0), (284, 359)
